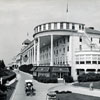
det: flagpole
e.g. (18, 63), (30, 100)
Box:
(66, 0), (69, 22)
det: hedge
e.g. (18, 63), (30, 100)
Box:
(78, 73), (100, 82)
(2, 73), (16, 84)
(34, 75), (58, 83)
(63, 75), (74, 83)
(19, 64), (33, 74)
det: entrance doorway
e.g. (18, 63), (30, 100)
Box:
(57, 72), (65, 78)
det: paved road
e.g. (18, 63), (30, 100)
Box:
(10, 71), (60, 100)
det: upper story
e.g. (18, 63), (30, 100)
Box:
(33, 21), (85, 37)
(21, 21), (100, 54)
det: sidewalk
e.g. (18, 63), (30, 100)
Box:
(49, 83), (100, 97)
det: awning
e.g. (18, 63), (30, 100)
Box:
(35, 67), (49, 72)
(52, 67), (69, 72)
(30, 67), (36, 71)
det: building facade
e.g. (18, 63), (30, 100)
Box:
(20, 21), (100, 80)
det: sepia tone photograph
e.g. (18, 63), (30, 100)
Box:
(0, 0), (100, 100)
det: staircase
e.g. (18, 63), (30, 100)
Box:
(58, 78), (64, 83)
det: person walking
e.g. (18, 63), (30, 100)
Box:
(90, 82), (93, 90)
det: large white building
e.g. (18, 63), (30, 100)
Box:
(19, 21), (100, 80)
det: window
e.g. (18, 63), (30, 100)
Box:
(63, 48), (65, 53)
(80, 61), (85, 64)
(68, 36), (69, 42)
(43, 24), (46, 30)
(98, 61), (100, 64)
(67, 46), (69, 51)
(97, 69), (100, 72)
(92, 61), (97, 64)
(72, 24), (75, 30)
(80, 37), (82, 42)
(91, 37), (93, 42)
(86, 69), (95, 72)
(60, 22), (63, 29)
(86, 61), (91, 64)
(48, 23), (51, 30)
(79, 25), (81, 30)
(82, 25), (84, 30)
(39, 25), (41, 31)
(76, 61), (79, 64)
(54, 23), (57, 29)
(79, 45), (82, 51)
(63, 38), (65, 44)
(66, 23), (69, 29)
(77, 69), (84, 75)
(99, 38), (100, 43)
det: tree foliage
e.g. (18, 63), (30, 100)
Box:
(0, 60), (6, 69)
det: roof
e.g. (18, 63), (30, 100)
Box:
(35, 67), (49, 72)
(52, 67), (69, 72)
(22, 39), (31, 45)
(85, 28), (100, 34)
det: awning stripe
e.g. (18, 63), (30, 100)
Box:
(35, 67), (49, 72)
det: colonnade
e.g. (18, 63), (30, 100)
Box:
(33, 35), (54, 66)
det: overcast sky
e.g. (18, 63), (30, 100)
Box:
(0, 0), (100, 65)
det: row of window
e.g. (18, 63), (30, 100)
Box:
(79, 37), (100, 44)
(76, 61), (100, 64)
(76, 55), (100, 61)
(35, 23), (84, 33)
(76, 69), (100, 75)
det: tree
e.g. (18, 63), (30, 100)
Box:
(0, 60), (6, 69)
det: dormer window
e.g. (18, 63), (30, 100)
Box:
(72, 24), (75, 30)
(60, 22), (63, 29)
(79, 25), (81, 30)
(82, 25), (84, 30)
(48, 23), (51, 30)
(66, 23), (69, 29)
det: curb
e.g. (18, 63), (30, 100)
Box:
(9, 74), (20, 100)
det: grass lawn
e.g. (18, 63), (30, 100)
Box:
(56, 93), (100, 100)
(73, 81), (100, 89)
(6, 81), (17, 100)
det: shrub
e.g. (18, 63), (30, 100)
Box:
(19, 64), (33, 74)
(63, 75), (74, 83)
(36, 75), (58, 83)
(78, 73), (100, 82)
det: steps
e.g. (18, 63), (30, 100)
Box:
(58, 78), (64, 83)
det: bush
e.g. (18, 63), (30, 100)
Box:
(36, 75), (58, 83)
(19, 64), (33, 74)
(78, 73), (100, 82)
(2, 72), (16, 84)
(0, 90), (7, 100)
(63, 75), (74, 83)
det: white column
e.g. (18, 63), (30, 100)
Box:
(50, 35), (53, 66)
(28, 51), (30, 64)
(34, 39), (36, 65)
(37, 37), (40, 66)
(32, 48), (34, 64)
(31, 48), (33, 64)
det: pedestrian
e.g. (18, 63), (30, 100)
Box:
(90, 82), (93, 90)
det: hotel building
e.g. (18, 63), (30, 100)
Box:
(18, 21), (100, 80)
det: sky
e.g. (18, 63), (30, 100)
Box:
(0, 0), (100, 65)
